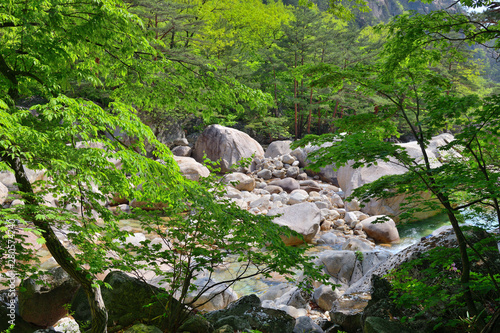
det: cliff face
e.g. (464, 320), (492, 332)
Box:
(338, 0), (462, 27)
(348, 0), (463, 26)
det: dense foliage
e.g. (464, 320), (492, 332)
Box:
(2, 0), (500, 332)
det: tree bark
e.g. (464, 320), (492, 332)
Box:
(2, 151), (108, 333)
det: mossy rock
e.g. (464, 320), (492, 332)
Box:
(178, 315), (213, 333)
(213, 324), (234, 333)
(363, 316), (410, 333)
(124, 323), (163, 333)
(71, 271), (188, 330)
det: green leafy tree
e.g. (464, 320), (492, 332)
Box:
(293, 8), (500, 328)
(0, 1), (328, 332)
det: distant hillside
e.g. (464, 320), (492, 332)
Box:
(353, 0), (464, 26)
(280, 0), (463, 26)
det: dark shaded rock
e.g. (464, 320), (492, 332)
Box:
(123, 323), (163, 333)
(329, 310), (362, 333)
(178, 315), (213, 333)
(19, 267), (80, 327)
(363, 316), (410, 333)
(71, 271), (186, 330)
(1, 290), (37, 333)
(213, 324), (233, 333)
(205, 294), (295, 333)
(294, 316), (324, 333)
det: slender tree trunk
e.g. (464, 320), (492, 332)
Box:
(317, 107), (321, 135)
(294, 78), (298, 139)
(331, 100), (339, 133)
(442, 200), (480, 323)
(2, 152), (108, 333)
(307, 87), (313, 134)
(273, 69), (278, 117)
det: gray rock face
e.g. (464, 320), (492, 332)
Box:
(174, 156), (210, 181)
(319, 250), (391, 288)
(265, 140), (292, 158)
(361, 215), (400, 244)
(320, 251), (357, 286)
(193, 125), (264, 173)
(205, 294), (295, 333)
(18, 267), (80, 327)
(268, 202), (321, 245)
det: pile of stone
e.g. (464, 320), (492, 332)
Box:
(1, 124), (434, 333)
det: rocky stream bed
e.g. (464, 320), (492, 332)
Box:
(1, 125), (496, 333)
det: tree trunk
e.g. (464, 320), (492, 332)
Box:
(307, 87), (313, 134)
(294, 78), (298, 139)
(3, 152), (108, 333)
(273, 69), (278, 117)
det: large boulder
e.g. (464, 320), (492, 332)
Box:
(193, 125), (264, 173)
(265, 140), (292, 158)
(71, 271), (187, 330)
(361, 216), (400, 244)
(174, 156), (210, 181)
(268, 202), (321, 245)
(18, 267), (80, 327)
(337, 134), (454, 221)
(205, 294), (295, 333)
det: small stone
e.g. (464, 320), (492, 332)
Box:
(297, 173), (308, 180)
(273, 169), (286, 178)
(320, 220), (332, 231)
(257, 169), (272, 180)
(286, 166), (300, 178)
(282, 154), (296, 165)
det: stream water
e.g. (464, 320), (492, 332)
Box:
(29, 211), (498, 298)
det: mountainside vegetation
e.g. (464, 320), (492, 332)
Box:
(1, 0), (500, 332)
